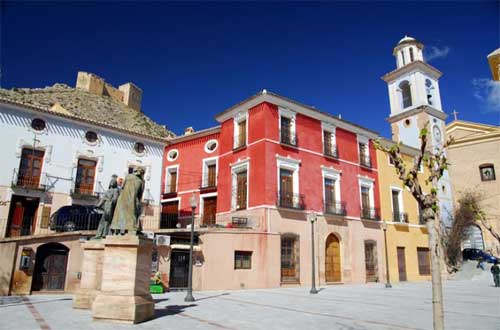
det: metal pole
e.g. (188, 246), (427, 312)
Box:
(310, 217), (318, 294)
(184, 205), (195, 302)
(383, 224), (392, 288)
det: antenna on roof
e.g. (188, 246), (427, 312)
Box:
(338, 114), (342, 119)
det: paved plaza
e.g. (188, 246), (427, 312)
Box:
(1, 278), (499, 330)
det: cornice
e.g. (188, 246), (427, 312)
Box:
(386, 105), (447, 124)
(381, 61), (442, 83)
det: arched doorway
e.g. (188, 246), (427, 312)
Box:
(325, 234), (341, 282)
(463, 225), (485, 250)
(31, 243), (69, 291)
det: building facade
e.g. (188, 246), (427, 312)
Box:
(0, 72), (171, 295)
(446, 120), (500, 255)
(376, 139), (431, 283)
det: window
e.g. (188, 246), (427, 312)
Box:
(409, 47), (414, 62)
(391, 188), (407, 222)
(85, 131), (98, 143)
(281, 235), (300, 283)
(399, 81), (412, 108)
(165, 166), (178, 193)
(161, 201), (179, 229)
(389, 156), (395, 166)
(231, 160), (248, 210)
(31, 118), (46, 131)
(17, 148), (45, 188)
(359, 177), (377, 220)
(323, 167), (343, 215)
(75, 159), (97, 195)
(167, 149), (179, 162)
(322, 124), (337, 158)
(202, 196), (217, 225)
(234, 251), (252, 269)
(417, 247), (431, 275)
(202, 158), (217, 189)
(233, 113), (247, 149)
(425, 79), (434, 105)
(134, 142), (145, 154)
(204, 139), (218, 153)
(479, 164), (496, 181)
(279, 108), (296, 146)
(358, 141), (371, 168)
(400, 50), (405, 66)
(277, 156), (302, 209)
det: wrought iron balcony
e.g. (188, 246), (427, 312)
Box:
(162, 184), (178, 198)
(360, 207), (380, 221)
(231, 217), (249, 228)
(11, 168), (47, 191)
(359, 154), (372, 168)
(324, 201), (347, 216)
(231, 187), (248, 211)
(70, 180), (102, 200)
(324, 144), (339, 158)
(280, 130), (297, 147)
(160, 213), (179, 229)
(277, 192), (305, 210)
(393, 212), (409, 223)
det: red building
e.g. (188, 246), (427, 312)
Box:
(160, 90), (384, 290)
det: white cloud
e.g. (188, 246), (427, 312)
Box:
(472, 78), (500, 112)
(424, 46), (450, 62)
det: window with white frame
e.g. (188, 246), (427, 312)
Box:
(359, 177), (377, 220)
(391, 187), (406, 222)
(279, 107), (297, 146)
(322, 123), (337, 157)
(202, 157), (218, 189)
(165, 165), (179, 194)
(231, 160), (248, 210)
(277, 156), (301, 209)
(358, 135), (371, 168)
(322, 167), (343, 215)
(233, 112), (247, 149)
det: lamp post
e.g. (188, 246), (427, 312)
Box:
(382, 220), (392, 288)
(308, 212), (318, 294)
(184, 193), (197, 302)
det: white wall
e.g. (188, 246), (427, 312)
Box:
(0, 104), (165, 208)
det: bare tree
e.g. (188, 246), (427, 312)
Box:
(375, 124), (453, 330)
(462, 191), (500, 245)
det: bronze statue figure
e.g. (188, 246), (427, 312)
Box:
(110, 167), (145, 235)
(93, 175), (120, 239)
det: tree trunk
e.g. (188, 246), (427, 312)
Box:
(427, 213), (445, 330)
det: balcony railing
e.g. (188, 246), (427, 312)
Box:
(360, 207), (380, 221)
(160, 213), (179, 229)
(393, 212), (409, 223)
(70, 181), (101, 200)
(277, 192), (305, 210)
(359, 154), (372, 168)
(234, 132), (246, 150)
(11, 168), (47, 191)
(324, 144), (339, 158)
(324, 201), (347, 216)
(200, 174), (217, 191)
(280, 130), (297, 147)
(162, 184), (177, 198)
(6, 216), (35, 237)
(232, 187), (247, 211)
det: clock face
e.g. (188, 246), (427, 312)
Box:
(433, 125), (442, 142)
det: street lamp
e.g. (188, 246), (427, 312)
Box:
(184, 192), (197, 302)
(308, 212), (318, 294)
(382, 220), (392, 288)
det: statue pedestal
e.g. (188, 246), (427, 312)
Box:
(73, 240), (104, 309)
(92, 235), (155, 324)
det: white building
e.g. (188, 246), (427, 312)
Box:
(382, 36), (454, 225)
(0, 72), (172, 238)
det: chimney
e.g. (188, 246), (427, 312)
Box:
(184, 127), (195, 135)
(119, 83), (143, 112)
(76, 71), (104, 95)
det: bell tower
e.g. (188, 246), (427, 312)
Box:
(382, 36), (454, 225)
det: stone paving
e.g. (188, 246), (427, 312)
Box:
(0, 278), (499, 330)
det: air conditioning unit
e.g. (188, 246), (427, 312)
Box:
(155, 235), (171, 246)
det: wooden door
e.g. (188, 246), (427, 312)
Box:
(324, 178), (336, 211)
(397, 247), (407, 282)
(207, 164), (216, 187)
(325, 234), (341, 282)
(42, 253), (68, 290)
(237, 120), (246, 147)
(364, 241), (378, 282)
(169, 171), (177, 192)
(236, 171), (247, 210)
(18, 149), (44, 188)
(281, 236), (299, 283)
(202, 197), (217, 225)
(280, 169), (293, 207)
(75, 159), (96, 194)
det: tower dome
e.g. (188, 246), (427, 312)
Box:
(393, 35), (424, 68)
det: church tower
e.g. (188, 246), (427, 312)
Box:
(382, 36), (454, 224)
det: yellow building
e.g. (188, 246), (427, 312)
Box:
(377, 138), (431, 283)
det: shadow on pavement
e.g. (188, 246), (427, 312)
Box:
(154, 304), (197, 318)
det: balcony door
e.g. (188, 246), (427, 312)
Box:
(392, 190), (400, 220)
(18, 148), (44, 188)
(236, 171), (247, 210)
(202, 196), (217, 225)
(397, 247), (407, 282)
(279, 169), (293, 207)
(324, 178), (336, 212)
(361, 186), (370, 217)
(75, 159), (97, 195)
(207, 164), (216, 188)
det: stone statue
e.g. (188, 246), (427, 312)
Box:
(93, 175), (120, 239)
(110, 167), (145, 235)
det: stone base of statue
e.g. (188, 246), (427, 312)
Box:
(92, 235), (155, 324)
(73, 241), (105, 309)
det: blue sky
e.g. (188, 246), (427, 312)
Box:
(1, 1), (499, 137)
